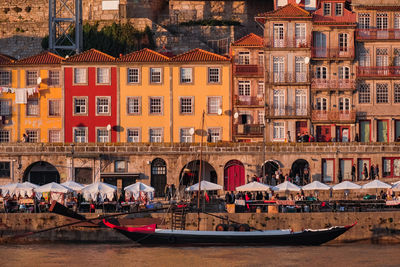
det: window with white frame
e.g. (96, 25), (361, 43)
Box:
(208, 128), (221, 143)
(127, 128), (140, 142)
(323, 3), (331, 16)
(316, 66), (327, 79)
(26, 99), (39, 116)
(127, 97), (141, 115)
(97, 68), (110, 84)
(207, 96), (221, 114)
(376, 48), (388, 66)
(48, 99), (61, 116)
(257, 81), (264, 96)
(359, 48), (370, 67)
(273, 89), (285, 115)
(339, 97), (350, 111)
(258, 111), (265, 125)
(97, 129), (109, 143)
(273, 24), (284, 47)
(335, 3), (343, 16)
(238, 81), (251, 96)
(395, 14), (400, 29)
(358, 13), (370, 29)
(394, 49), (400, 66)
(149, 97), (162, 114)
(26, 71), (38, 86)
(338, 33), (348, 52)
(150, 68), (161, 83)
(180, 97), (193, 114)
(48, 130), (61, 143)
(295, 89), (307, 115)
(96, 97), (110, 115)
(0, 130), (10, 143)
(273, 57), (285, 82)
(338, 66), (350, 79)
(48, 70), (60, 86)
(394, 84), (400, 103)
(0, 100), (11, 115)
(295, 23), (306, 46)
(358, 83), (371, 104)
(74, 97), (87, 115)
(208, 68), (220, 83)
(273, 122), (285, 139)
(258, 52), (264, 65)
(316, 97), (327, 110)
(295, 57), (306, 82)
(127, 68), (139, 84)
(376, 83), (389, 103)
(377, 13), (388, 29)
(238, 52), (250, 65)
(26, 130), (39, 143)
(180, 128), (193, 143)
(0, 71), (11, 86)
(180, 68), (193, 83)
(149, 128), (163, 143)
(74, 128), (87, 143)
(74, 68), (87, 84)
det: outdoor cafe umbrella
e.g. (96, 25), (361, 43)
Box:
(392, 183), (400, 192)
(236, 181), (271, 192)
(332, 181), (361, 199)
(0, 182), (38, 197)
(185, 180), (223, 191)
(61, 181), (85, 191)
(362, 180), (392, 196)
(302, 181), (331, 191)
(81, 181), (117, 202)
(34, 182), (72, 194)
(124, 182), (155, 200)
(273, 181), (301, 192)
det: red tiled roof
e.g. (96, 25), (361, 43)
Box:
(118, 48), (170, 62)
(15, 51), (64, 65)
(65, 49), (115, 63)
(172, 48), (230, 62)
(313, 6), (356, 24)
(259, 3), (311, 18)
(232, 33), (264, 47)
(0, 53), (15, 65)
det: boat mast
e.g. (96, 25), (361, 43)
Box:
(197, 110), (205, 230)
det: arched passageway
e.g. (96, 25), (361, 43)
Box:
(151, 158), (167, 197)
(23, 161), (60, 185)
(290, 159), (310, 185)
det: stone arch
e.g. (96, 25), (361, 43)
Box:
(151, 158), (167, 197)
(223, 160), (245, 191)
(23, 161), (60, 185)
(178, 160), (218, 188)
(290, 159), (310, 185)
(261, 160), (280, 179)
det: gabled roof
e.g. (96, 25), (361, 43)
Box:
(259, 3), (311, 18)
(313, 5), (356, 25)
(118, 48), (170, 62)
(15, 51), (64, 65)
(171, 48), (230, 62)
(0, 53), (15, 65)
(65, 49), (115, 63)
(232, 33), (264, 47)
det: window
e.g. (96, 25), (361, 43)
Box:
(26, 129), (39, 143)
(115, 161), (126, 173)
(338, 33), (348, 52)
(48, 99), (61, 117)
(238, 52), (250, 65)
(273, 89), (285, 115)
(295, 89), (307, 115)
(377, 120), (388, 142)
(258, 111), (265, 125)
(127, 68), (140, 84)
(358, 83), (371, 104)
(335, 3), (343, 16)
(0, 130), (10, 143)
(295, 24), (306, 46)
(26, 71), (38, 86)
(376, 48), (388, 66)
(0, 162), (10, 178)
(207, 96), (221, 114)
(127, 97), (141, 115)
(73, 97), (87, 115)
(395, 84), (400, 103)
(74, 128), (87, 143)
(295, 57), (306, 82)
(97, 128), (109, 143)
(273, 23), (284, 47)
(97, 68), (110, 84)
(257, 81), (264, 96)
(26, 99), (39, 116)
(150, 68), (161, 83)
(376, 83), (389, 103)
(323, 3), (331, 16)
(74, 68), (87, 84)
(383, 158), (400, 177)
(0, 100), (11, 115)
(150, 128), (163, 143)
(0, 71), (11, 86)
(339, 98), (350, 111)
(180, 68), (193, 83)
(180, 128), (193, 143)
(149, 97), (163, 114)
(394, 49), (400, 66)
(208, 128), (221, 142)
(338, 66), (350, 79)
(127, 128), (140, 142)
(377, 13), (388, 29)
(359, 48), (370, 67)
(258, 52), (264, 65)
(48, 70), (60, 86)
(273, 122), (285, 139)
(75, 167), (93, 184)
(273, 57), (285, 82)
(208, 68), (220, 83)
(395, 14), (400, 29)
(316, 98), (327, 110)
(358, 13), (370, 29)
(238, 81), (251, 96)
(96, 97), (110, 115)
(316, 66), (327, 79)
(180, 97), (193, 114)
(48, 130), (61, 143)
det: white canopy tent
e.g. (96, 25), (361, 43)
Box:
(185, 181), (223, 191)
(34, 182), (72, 194)
(124, 182), (155, 200)
(0, 182), (38, 197)
(273, 181), (301, 192)
(332, 181), (362, 190)
(81, 181), (117, 202)
(392, 183), (400, 192)
(61, 181), (85, 191)
(302, 181), (331, 191)
(361, 180), (392, 190)
(236, 182), (271, 192)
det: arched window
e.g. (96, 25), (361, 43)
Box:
(339, 97), (351, 111)
(315, 97), (327, 110)
(338, 66), (350, 79)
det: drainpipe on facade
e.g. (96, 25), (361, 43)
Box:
(170, 66), (173, 143)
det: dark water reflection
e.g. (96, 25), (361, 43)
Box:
(1, 243), (399, 267)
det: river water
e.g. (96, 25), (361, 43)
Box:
(1, 243), (399, 267)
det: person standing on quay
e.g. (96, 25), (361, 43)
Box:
(351, 164), (356, 181)
(375, 164), (380, 179)
(363, 163), (368, 180)
(370, 165), (375, 180)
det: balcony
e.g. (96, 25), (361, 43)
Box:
(266, 72), (310, 84)
(234, 95), (264, 107)
(233, 124), (264, 136)
(266, 106), (310, 118)
(266, 38), (311, 49)
(357, 66), (400, 78)
(311, 48), (354, 59)
(311, 79), (356, 90)
(311, 110), (356, 123)
(356, 29), (400, 41)
(233, 64), (264, 77)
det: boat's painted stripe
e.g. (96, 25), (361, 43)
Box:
(153, 229), (293, 236)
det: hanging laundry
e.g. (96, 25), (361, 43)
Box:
(27, 88), (34, 96)
(15, 88), (27, 104)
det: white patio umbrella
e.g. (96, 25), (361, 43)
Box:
(185, 180), (223, 191)
(81, 181), (117, 202)
(124, 182), (155, 200)
(332, 181), (362, 190)
(34, 182), (72, 193)
(0, 182), (38, 197)
(236, 181), (271, 192)
(361, 180), (391, 190)
(61, 181), (84, 191)
(302, 181), (331, 191)
(392, 183), (400, 192)
(274, 181), (301, 192)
